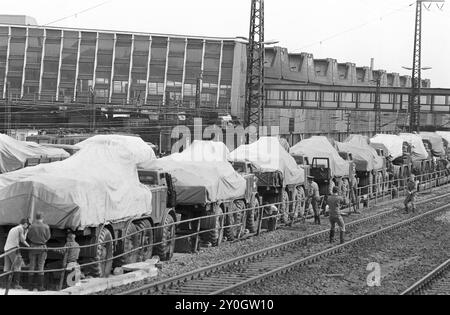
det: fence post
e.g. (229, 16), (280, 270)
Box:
(5, 272), (13, 295)
(257, 205), (264, 236)
(193, 218), (201, 253)
(58, 251), (69, 291)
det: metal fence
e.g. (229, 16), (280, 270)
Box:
(1, 169), (449, 295)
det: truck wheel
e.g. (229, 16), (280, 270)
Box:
(200, 206), (224, 247)
(135, 220), (153, 262)
(85, 227), (113, 278)
(246, 198), (260, 234)
(118, 223), (140, 266)
(155, 214), (176, 261)
(224, 201), (245, 241)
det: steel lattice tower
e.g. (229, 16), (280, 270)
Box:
(409, 0), (445, 132)
(409, 0), (423, 133)
(245, 0), (265, 130)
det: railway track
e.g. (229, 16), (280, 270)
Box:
(121, 192), (450, 296)
(401, 259), (450, 295)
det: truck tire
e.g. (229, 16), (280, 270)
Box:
(246, 197), (260, 234)
(85, 227), (114, 278)
(117, 222), (140, 266)
(224, 201), (245, 241)
(200, 206), (224, 247)
(280, 190), (290, 224)
(154, 214), (176, 261)
(135, 220), (153, 262)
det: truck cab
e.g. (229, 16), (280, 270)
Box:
(291, 154), (311, 183)
(138, 169), (177, 221)
(310, 157), (332, 196)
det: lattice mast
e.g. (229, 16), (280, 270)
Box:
(409, 0), (445, 132)
(409, 0), (423, 133)
(245, 0), (265, 131)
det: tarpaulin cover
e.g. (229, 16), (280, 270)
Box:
(142, 158), (246, 205)
(168, 140), (230, 162)
(399, 133), (429, 161)
(420, 132), (446, 157)
(0, 134), (70, 173)
(77, 134), (157, 168)
(0, 135), (155, 230)
(437, 131), (450, 145)
(370, 134), (405, 160)
(344, 135), (384, 171)
(289, 136), (349, 178)
(230, 137), (305, 186)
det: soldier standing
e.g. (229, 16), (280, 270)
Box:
(327, 187), (346, 244)
(305, 176), (321, 225)
(404, 175), (418, 214)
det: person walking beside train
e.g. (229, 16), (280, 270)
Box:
(404, 175), (418, 214)
(27, 212), (51, 292)
(327, 187), (346, 245)
(349, 174), (360, 214)
(2, 219), (30, 289)
(305, 176), (321, 225)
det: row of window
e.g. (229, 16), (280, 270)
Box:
(0, 26), (237, 107)
(265, 90), (449, 112)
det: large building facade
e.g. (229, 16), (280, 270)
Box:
(1, 16), (450, 144)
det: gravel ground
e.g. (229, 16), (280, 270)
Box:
(100, 184), (450, 295)
(231, 210), (450, 295)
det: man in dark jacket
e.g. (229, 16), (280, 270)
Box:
(404, 175), (418, 214)
(327, 187), (346, 244)
(27, 212), (51, 291)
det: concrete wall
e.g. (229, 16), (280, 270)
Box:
(264, 46), (431, 88)
(0, 15), (37, 25)
(263, 107), (450, 141)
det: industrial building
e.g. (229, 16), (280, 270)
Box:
(1, 15), (450, 146)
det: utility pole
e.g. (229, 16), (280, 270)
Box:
(245, 0), (265, 133)
(374, 78), (381, 134)
(409, 0), (445, 133)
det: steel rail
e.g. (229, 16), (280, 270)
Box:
(401, 258), (450, 295)
(121, 192), (450, 295)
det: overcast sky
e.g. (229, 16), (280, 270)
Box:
(3, 0), (450, 87)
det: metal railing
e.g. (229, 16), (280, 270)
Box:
(1, 169), (449, 295)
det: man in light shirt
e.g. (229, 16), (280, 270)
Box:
(3, 219), (30, 290)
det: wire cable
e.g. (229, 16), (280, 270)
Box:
(292, 2), (416, 52)
(43, 0), (114, 26)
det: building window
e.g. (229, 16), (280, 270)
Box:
(96, 77), (109, 85)
(148, 82), (164, 95)
(113, 80), (128, 94)
(25, 69), (41, 81)
(95, 89), (109, 98)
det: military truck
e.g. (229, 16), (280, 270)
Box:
(0, 136), (176, 280)
(231, 137), (306, 231)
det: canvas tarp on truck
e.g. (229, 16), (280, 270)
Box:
(0, 134), (70, 173)
(290, 136), (349, 178)
(77, 134), (157, 167)
(168, 140), (230, 162)
(344, 135), (384, 171)
(370, 134), (405, 160)
(0, 135), (155, 231)
(420, 132), (446, 157)
(141, 158), (246, 205)
(230, 137), (304, 186)
(399, 133), (429, 161)
(437, 131), (450, 145)
(335, 141), (376, 172)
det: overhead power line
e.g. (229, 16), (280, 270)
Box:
(292, 2), (416, 52)
(44, 0), (114, 26)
